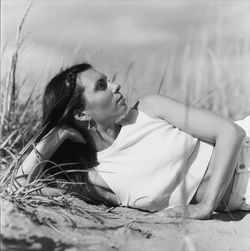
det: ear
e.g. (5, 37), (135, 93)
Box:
(73, 109), (90, 122)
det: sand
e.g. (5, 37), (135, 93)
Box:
(1, 196), (250, 251)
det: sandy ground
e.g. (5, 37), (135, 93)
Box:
(1, 196), (250, 251)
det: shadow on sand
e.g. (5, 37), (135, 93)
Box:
(211, 211), (249, 221)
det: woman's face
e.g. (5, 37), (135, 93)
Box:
(77, 68), (127, 127)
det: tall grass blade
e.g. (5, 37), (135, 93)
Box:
(156, 58), (169, 94)
(0, 2), (33, 140)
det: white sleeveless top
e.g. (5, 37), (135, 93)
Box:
(95, 109), (214, 212)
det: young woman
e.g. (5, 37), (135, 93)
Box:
(15, 63), (250, 220)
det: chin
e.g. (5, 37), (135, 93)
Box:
(121, 103), (128, 112)
(116, 105), (128, 122)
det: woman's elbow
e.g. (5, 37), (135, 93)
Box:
(226, 122), (246, 144)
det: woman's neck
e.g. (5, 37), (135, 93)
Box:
(90, 123), (122, 152)
(90, 109), (129, 151)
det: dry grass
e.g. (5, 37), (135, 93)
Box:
(0, 4), (249, 251)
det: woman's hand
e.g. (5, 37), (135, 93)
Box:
(59, 126), (86, 144)
(16, 125), (85, 188)
(157, 202), (213, 220)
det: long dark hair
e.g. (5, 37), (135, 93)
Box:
(37, 63), (97, 196)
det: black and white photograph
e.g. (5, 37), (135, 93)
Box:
(1, 0), (250, 250)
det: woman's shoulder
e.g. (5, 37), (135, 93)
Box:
(135, 94), (162, 119)
(118, 95), (166, 126)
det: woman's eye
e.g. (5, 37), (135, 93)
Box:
(97, 81), (107, 90)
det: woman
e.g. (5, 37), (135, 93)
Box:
(15, 63), (250, 220)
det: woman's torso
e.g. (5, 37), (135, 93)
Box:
(88, 156), (235, 211)
(89, 109), (214, 211)
(88, 112), (249, 211)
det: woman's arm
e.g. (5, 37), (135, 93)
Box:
(14, 127), (85, 196)
(138, 94), (246, 219)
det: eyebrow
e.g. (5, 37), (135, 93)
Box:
(94, 75), (107, 87)
(96, 75), (107, 82)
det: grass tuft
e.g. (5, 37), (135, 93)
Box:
(0, 2), (249, 243)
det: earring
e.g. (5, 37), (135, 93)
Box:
(88, 119), (97, 133)
(88, 119), (91, 130)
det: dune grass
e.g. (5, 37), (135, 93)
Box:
(0, 4), (249, 251)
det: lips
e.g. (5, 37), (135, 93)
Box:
(116, 95), (124, 104)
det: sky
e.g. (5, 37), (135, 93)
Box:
(1, 0), (249, 100)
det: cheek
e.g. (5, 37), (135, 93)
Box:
(100, 94), (113, 109)
(89, 93), (114, 114)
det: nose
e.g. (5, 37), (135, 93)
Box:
(109, 81), (121, 94)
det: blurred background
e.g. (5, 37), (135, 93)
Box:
(1, 0), (250, 117)
(1, 2), (250, 248)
